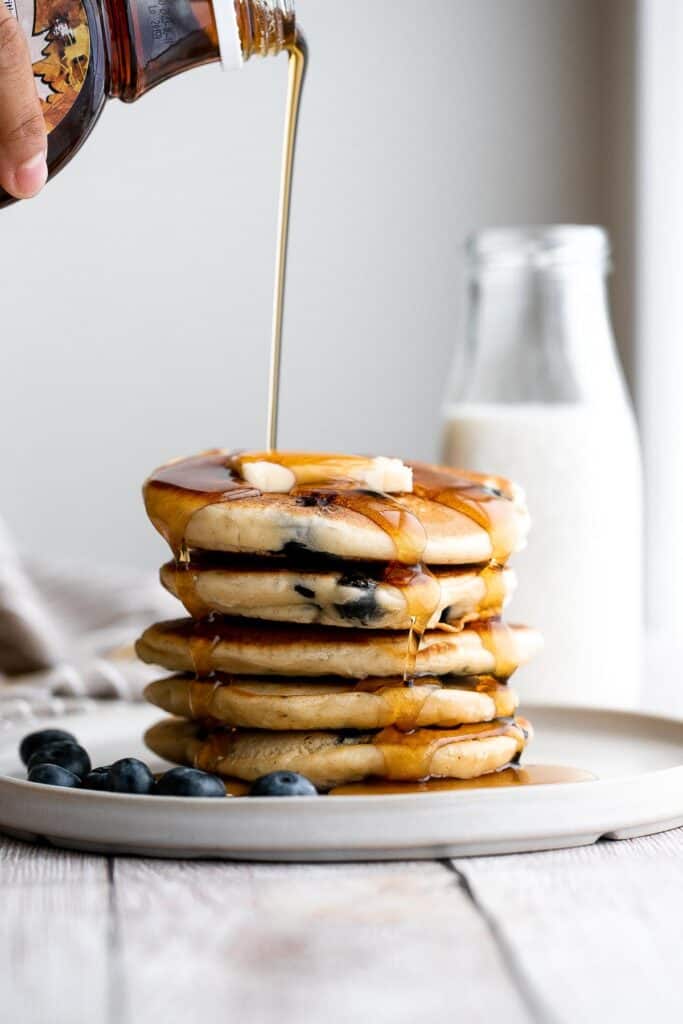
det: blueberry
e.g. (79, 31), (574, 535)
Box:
(27, 741), (91, 779)
(27, 763), (81, 788)
(337, 572), (372, 589)
(249, 771), (318, 797)
(334, 593), (382, 625)
(155, 767), (226, 798)
(19, 728), (77, 766)
(106, 758), (155, 794)
(82, 766), (113, 791)
(295, 493), (336, 508)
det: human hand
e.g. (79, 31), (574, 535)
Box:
(0, 6), (47, 199)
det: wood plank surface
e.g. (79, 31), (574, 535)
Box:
(453, 828), (683, 1023)
(111, 859), (531, 1024)
(0, 836), (111, 1024)
(3, 826), (683, 1024)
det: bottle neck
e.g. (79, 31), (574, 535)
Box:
(459, 261), (624, 406)
(105, 0), (296, 102)
(235, 0), (296, 58)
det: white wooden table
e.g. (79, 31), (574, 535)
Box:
(2, 830), (683, 1023)
(2, 662), (683, 1023)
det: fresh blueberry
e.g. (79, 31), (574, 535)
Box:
(155, 767), (226, 798)
(27, 763), (81, 788)
(19, 728), (77, 766)
(81, 766), (113, 791)
(249, 771), (318, 797)
(106, 758), (155, 794)
(27, 741), (91, 779)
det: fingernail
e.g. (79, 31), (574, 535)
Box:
(12, 152), (48, 198)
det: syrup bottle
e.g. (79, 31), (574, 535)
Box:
(0, 0), (297, 208)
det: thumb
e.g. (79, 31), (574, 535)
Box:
(0, 8), (47, 199)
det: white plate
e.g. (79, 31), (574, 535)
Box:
(0, 702), (682, 860)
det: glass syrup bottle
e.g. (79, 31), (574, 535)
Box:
(0, 0), (297, 208)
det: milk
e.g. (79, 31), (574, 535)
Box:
(442, 402), (642, 707)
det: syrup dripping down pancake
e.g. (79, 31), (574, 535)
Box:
(136, 617), (542, 680)
(160, 557), (515, 630)
(144, 674), (518, 730)
(145, 716), (531, 789)
(143, 451), (530, 566)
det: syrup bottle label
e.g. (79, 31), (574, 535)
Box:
(9, 0), (91, 133)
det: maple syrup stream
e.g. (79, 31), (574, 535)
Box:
(267, 34), (307, 453)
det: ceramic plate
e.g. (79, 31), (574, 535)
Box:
(0, 702), (682, 860)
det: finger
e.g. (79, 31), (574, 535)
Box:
(0, 8), (47, 199)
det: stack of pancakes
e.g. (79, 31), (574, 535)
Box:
(138, 451), (541, 791)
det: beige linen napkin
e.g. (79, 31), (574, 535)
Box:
(0, 521), (177, 722)
(0, 520), (64, 675)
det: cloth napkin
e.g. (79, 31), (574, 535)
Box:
(0, 520), (177, 725)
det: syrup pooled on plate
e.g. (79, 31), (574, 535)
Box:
(329, 764), (596, 796)
(208, 764), (596, 798)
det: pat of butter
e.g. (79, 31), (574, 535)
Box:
(240, 461), (297, 493)
(237, 454), (413, 495)
(362, 456), (414, 494)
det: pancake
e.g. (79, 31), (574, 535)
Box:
(144, 674), (519, 730)
(145, 716), (532, 789)
(160, 558), (516, 629)
(136, 617), (542, 679)
(143, 452), (530, 566)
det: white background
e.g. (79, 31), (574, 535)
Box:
(2, 0), (629, 570)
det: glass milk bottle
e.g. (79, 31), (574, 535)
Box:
(442, 226), (642, 708)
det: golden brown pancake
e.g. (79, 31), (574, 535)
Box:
(143, 452), (530, 566)
(136, 617), (542, 679)
(160, 558), (515, 629)
(144, 674), (518, 730)
(145, 716), (532, 789)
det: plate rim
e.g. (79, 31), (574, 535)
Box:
(2, 700), (683, 859)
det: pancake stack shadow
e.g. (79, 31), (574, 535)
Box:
(137, 452), (542, 793)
